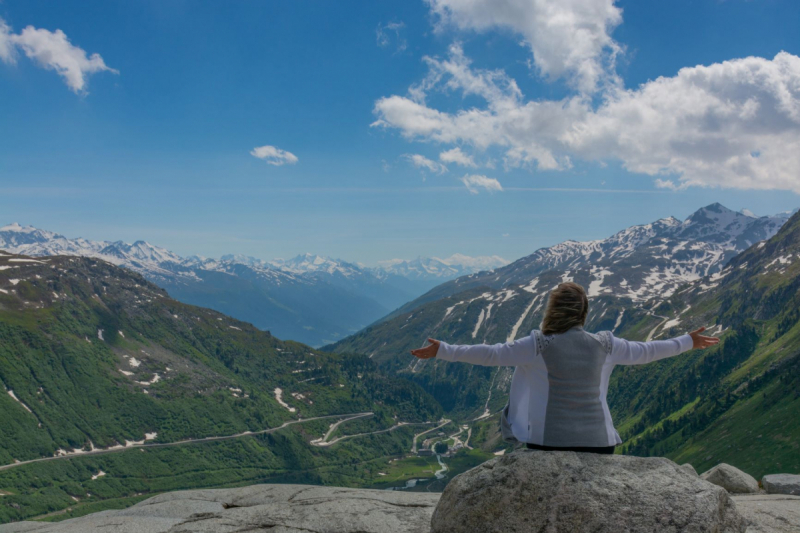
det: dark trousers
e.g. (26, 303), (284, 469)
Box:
(526, 443), (615, 454)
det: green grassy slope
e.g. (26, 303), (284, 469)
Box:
(608, 212), (800, 476)
(0, 252), (442, 523)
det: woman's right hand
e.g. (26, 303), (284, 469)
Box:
(410, 338), (440, 359)
(689, 327), (719, 349)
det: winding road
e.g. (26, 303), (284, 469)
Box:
(411, 419), (451, 453)
(0, 412), (374, 473)
(310, 412), (375, 446)
(646, 313), (670, 341)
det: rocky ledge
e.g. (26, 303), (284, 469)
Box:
(432, 450), (747, 532)
(0, 452), (798, 533)
(0, 485), (439, 533)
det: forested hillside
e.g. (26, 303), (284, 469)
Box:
(609, 208), (800, 476)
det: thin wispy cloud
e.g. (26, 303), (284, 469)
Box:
(440, 147), (477, 167)
(0, 17), (117, 94)
(404, 153), (448, 174)
(376, 21), (407, 54)
(461, 174), (503, 194)
(251, 145), (299, 166)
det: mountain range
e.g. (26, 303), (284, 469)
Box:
(386, 203), (793, 319)
(1, 202), (799, 524)
(0, 224), (506, 347)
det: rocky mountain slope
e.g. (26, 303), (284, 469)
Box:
(0, 225), (501, 347)
(607, 206), (800, 476)
(0, 251), (442, 523)
(388, 204), (791, 318)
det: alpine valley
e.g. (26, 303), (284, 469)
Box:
(0, 251), (454, 523)
(2, 203), (799, 525)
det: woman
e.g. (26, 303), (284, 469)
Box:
(410, 282), (719, 454)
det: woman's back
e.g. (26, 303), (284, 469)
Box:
(535, 327), (611, 447)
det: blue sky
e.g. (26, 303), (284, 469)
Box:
(1, 0), (800, 265)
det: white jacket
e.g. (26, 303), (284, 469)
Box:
(437, 326), (693, 447)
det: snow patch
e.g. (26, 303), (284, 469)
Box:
(471, 309), (486, 339)
(508, 295), (539, 342)
(273, 388), (296, 412)
(135, 374), (160, 386)
(613, 310), (624, 332)
(7, 390), (33, 414)
(587, 268), (613, 297)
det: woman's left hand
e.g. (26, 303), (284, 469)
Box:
(411, 338), (440, 359)
(689, 327), (720, 349)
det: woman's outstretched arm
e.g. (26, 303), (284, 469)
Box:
(609, 327), (719, 365)
(410, 335), (536, 367)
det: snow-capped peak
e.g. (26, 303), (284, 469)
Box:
(100, 241), (183, 265)
(0, 222), (39, 234)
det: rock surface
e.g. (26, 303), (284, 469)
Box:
(1, 477), (798, 532)
(430, 450), (747, 533)
(762, 474), (800, 496)
(731, 494), (800, 533)
(680, 463), (698, 476)
(0, 484), (439, 533)
(702, 463), (761, 494)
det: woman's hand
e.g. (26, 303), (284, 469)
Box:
(689, 327), (719, 350)
(411, 338), (441, 359)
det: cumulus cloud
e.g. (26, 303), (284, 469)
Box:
(250, 145), (299, 166)
(461, 174), (503, 194)
(0, 18), (117, 93)
(373, 44), (800, 192)
(440, 147), (477, 167)
(376, 21), (407, 53)
(404, 153), (448, 174)
(426, 0), (623, 94)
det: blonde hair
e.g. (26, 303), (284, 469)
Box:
(541, 282), (589, 335)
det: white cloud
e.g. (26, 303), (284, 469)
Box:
(0, 19), (14, 63)
(251, 145), (299, 166)
(404, 153), (448, 174)
(374, 45), (800, 193)
(426, 0), (623, 94)
(461, 174), (503, 194)
(376, 21), (407, 53)
(0, 18), (117, 93)
(439, 147), (476, 167)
